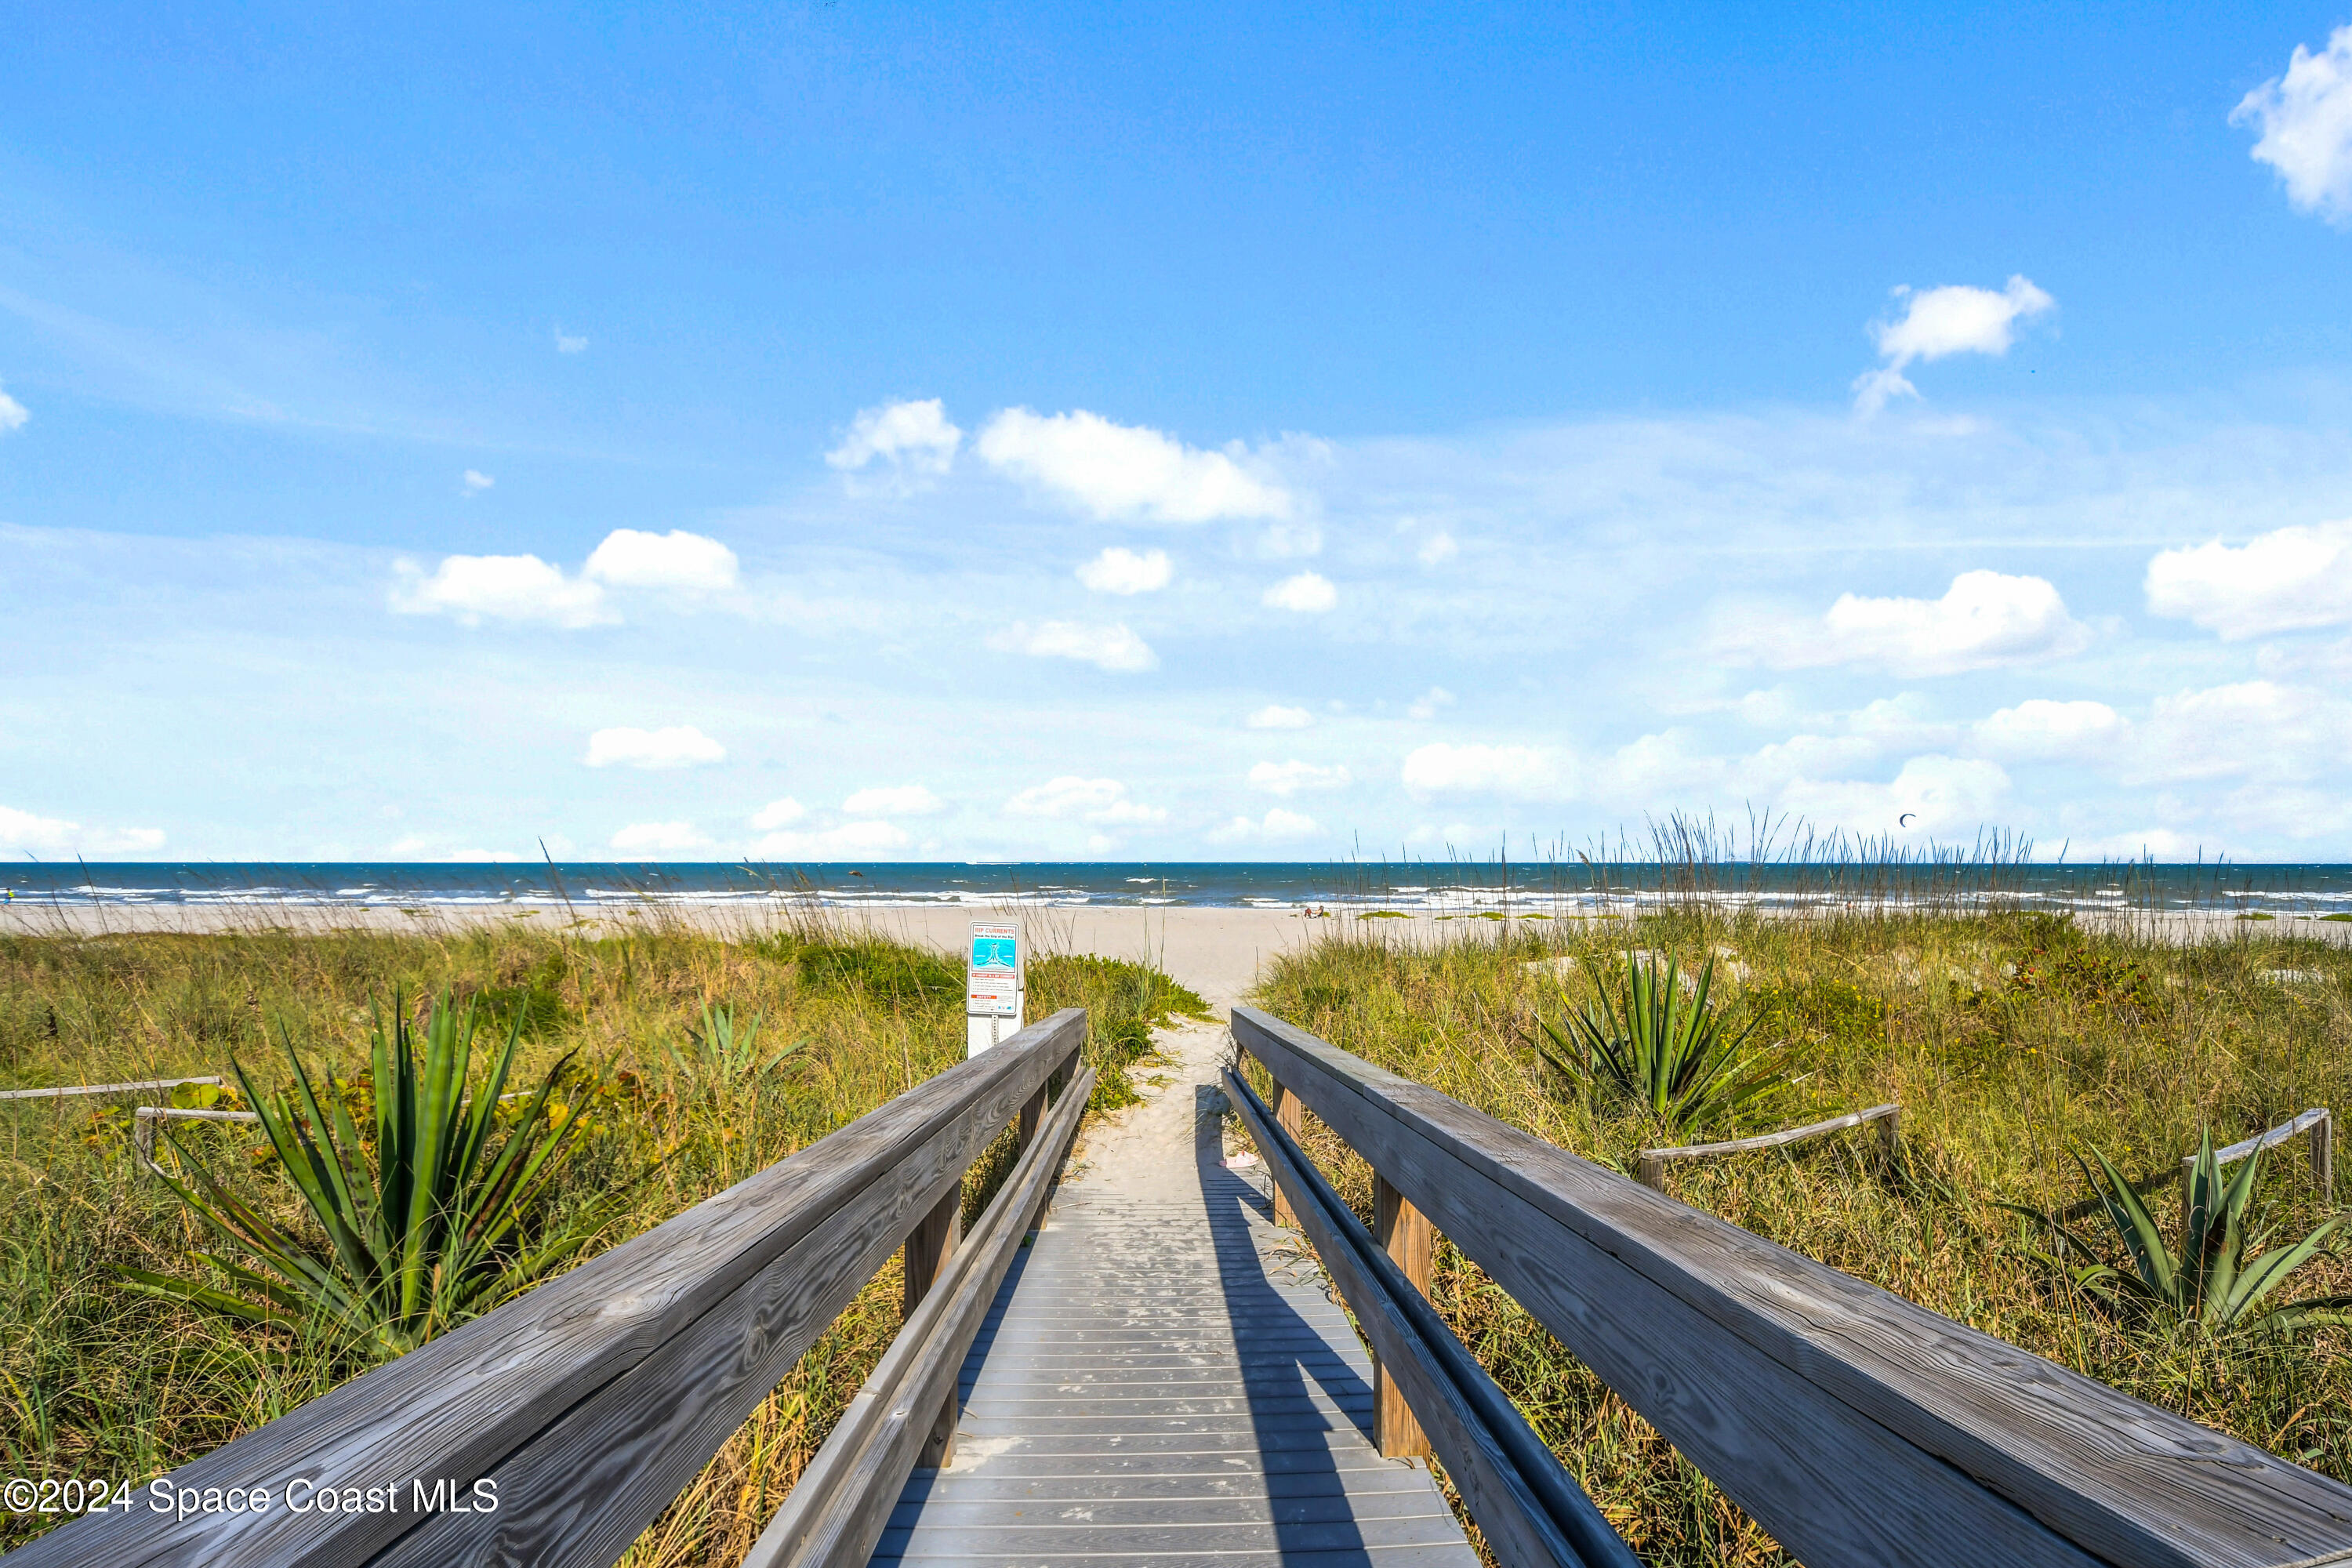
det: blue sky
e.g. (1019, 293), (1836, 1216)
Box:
(6, 5), (2352, 862)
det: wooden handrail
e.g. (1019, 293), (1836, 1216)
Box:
(7, 1009), (1087, 1568)
(1232, 1005), (2352, 1568)
(1224, 1064), (1637, 1568)
(0, 1076), (222, 1102)
(746, 1059), (1096, 1568)
(1636, 1102), (1899, 1189)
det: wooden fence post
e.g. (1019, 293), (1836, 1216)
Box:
(1270, 1077), (1305, 1227)
(2318, 1110), (2335, 1201)
(1373, 1174), (1434, 1460)
(904, 1188), (962, 1466)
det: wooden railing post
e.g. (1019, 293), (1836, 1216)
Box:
(2318, 1109), (2336, 1200)
(1373, 1174), (1434, 1460)
(903, 1189), (962, 1466)
(1269, 1076), (1305, 1227)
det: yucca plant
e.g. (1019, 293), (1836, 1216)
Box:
(2016, 1132), (2350, 1334)
(121, 991), (604, 1357)
(1536, 953), (1788, 1138)
(665, 1002), (802, 1093)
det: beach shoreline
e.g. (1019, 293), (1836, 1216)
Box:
(7, 901), (2347, 1004)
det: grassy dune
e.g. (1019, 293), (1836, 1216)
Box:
(1250, 909), (2352, 1566)
(0, 919), (1203, 1558)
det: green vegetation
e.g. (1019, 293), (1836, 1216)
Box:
(1251, 910), (2352, 1566)
(0, 918), (1192, 1559)
(1537, 955), (1786, 1138)
(2015, 1133), (2349, 1334)
(122, 993), (609, 1358)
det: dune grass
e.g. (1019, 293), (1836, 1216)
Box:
(0, 916), (1201, 1556)
(1248, 909), (2352, 1566)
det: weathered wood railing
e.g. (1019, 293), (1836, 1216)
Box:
(1232, 1004), (2352, 1568)
(1223, 1063), (1637, 1568)
(1635, 1101), (1900, 1189)
(7, 1009), (1090, 1568)
(2194, 1107), (2332, 1200)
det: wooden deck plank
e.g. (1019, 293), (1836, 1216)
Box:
(871, 1058), (1477, 1568)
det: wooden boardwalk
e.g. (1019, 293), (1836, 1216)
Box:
(872, 1073), (1476, 1567)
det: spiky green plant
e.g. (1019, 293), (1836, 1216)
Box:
(120, 991), (603, 1357)
(666, 1002), (802, 1092)
(2021, 1132), (2350, 1334)
(1536, 954), (1788, 1138)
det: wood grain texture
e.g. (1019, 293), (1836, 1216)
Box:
(873, 1062), (1475, 1568)
(746, 1064), (1095, 1568)
(903, 1189), (964, 1467)
(1373, 1174), (1434, 1461)
(1233, 1006), (2352, 1568)
(1227, 1066), (1635, 1568)
(1271, 1073), (1304, 1228)
(3, 1011), (1087, 1568)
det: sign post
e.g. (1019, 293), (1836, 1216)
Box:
(965, 920), (1024, 1056)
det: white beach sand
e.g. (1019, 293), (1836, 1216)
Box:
(4, 900), (2342, 1004)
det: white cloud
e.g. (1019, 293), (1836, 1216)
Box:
(1262, 572), (1337, 613)
(2144, 517), (2352, 639)
(583, 725), (726, 770)
(1417, 531), (1458, 566)
(1004, 776), (1166, 825)
(1779, 755), (2013, 835)
(0, 382), (26, 432)
(1973, 699), (2127, 761)
(1741, 570), (2090, 677)
(2233, 27), (2352, 226)
(1076, 546), (1173, 594)
(1401, 742), (1575, 801)
(462, 469), (495, 494)
(843, 784), (942, 817)
(1246, 704), (1315, 730)
(390, 554), (614, 628)
(1247, 760), (1352, 796)
(753, 820), (913, 858)
(987, 620), (1157, 673)
(0, 804), (164, 855)
(610, 820), (713, 855)
(554, 328), (589, 354)
(1853, 276), (2055, 415)
(827, 398), (963, 481)
(1407, 686), (1456, 721)
(583, 528), (739, 593)
(975, 408), (1292, 522)
(751, 798), (806, 830)
(2132, 681), (2352, 784)
(1840, 695), (1962, 752)
(1207, 808), (1321, 844)
(1254, 520), (1323, 559)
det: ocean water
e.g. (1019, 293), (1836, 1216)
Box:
(5, 861), (2352, 916)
